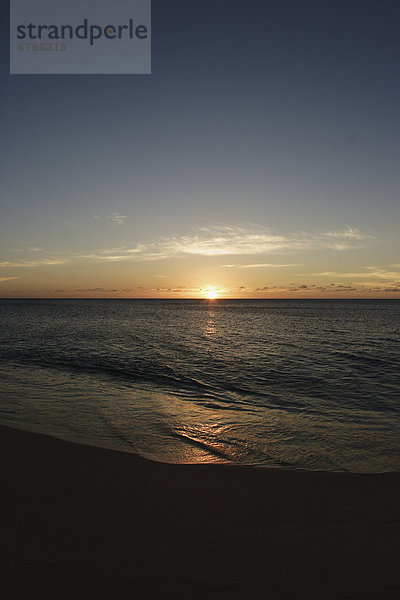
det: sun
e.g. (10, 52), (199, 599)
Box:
(203, 286), (218, 300)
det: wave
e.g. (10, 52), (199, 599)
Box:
(171, 430), (231, 461)
(1, 354), (323, 417)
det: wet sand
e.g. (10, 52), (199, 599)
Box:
(1, 424), (399, 599)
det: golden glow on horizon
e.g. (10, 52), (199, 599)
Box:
(203, 286), (218, 300)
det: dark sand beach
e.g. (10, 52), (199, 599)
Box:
(1, 424), (399, 599)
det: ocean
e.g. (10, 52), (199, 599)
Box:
(0, 298), (399, 472)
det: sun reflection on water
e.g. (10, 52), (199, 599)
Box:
(204, 315), (217, 337)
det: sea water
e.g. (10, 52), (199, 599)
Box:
(0, 298), (399, 472)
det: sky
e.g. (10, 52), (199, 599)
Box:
(1, 0), (399, 298)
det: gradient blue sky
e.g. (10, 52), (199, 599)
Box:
(1, 0), (399, 297)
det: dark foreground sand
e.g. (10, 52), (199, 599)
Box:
(1, 425), (399, 600)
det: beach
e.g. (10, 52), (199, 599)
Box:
(1, 424), (399, 599)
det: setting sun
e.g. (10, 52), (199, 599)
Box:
(203, 286), (218, 300)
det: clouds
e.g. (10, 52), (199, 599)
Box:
(220, 263), (302, 269)
(2, 224), (369, 270)
(230, 281), (400, 295)
(1, 245), (70, 268)
(82, 224), (372, 263)
(313, 266), (400, 282)
(163, 226), (289, 256)
(166, 225), (368, 257)
(320, 227), (368, 250)
(2, 223), (393, 298)
(0, 259), (70, 268)
(108, 212), (128, 225)
(0, 277), (20, 283)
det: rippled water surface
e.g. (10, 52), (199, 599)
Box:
(0, 299), (399, 472)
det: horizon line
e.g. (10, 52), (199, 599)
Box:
(1, 297), (399, 301)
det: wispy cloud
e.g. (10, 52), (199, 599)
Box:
(320, 227), (370, 250)
(108, 212), (128, 225)
(237, 281), (400, 295)
(83, 225), (372, 263)
(322, 228), (363, 238)
(1, 226), (372, 274)
(74, 288), (119, 293)
(12, 246), (44, 253)
(151, 286), (227, 295)
(0, 258), (70, 268)
(0, 277), (20, 282)
(163, 226), (290, 256)
(313, 266), (400, 281)
(220, 263), (302, 269)
(253, 283), (359, 293)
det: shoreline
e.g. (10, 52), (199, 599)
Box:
(1, 423), (400, 599)
(2, 420), (399, 475)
